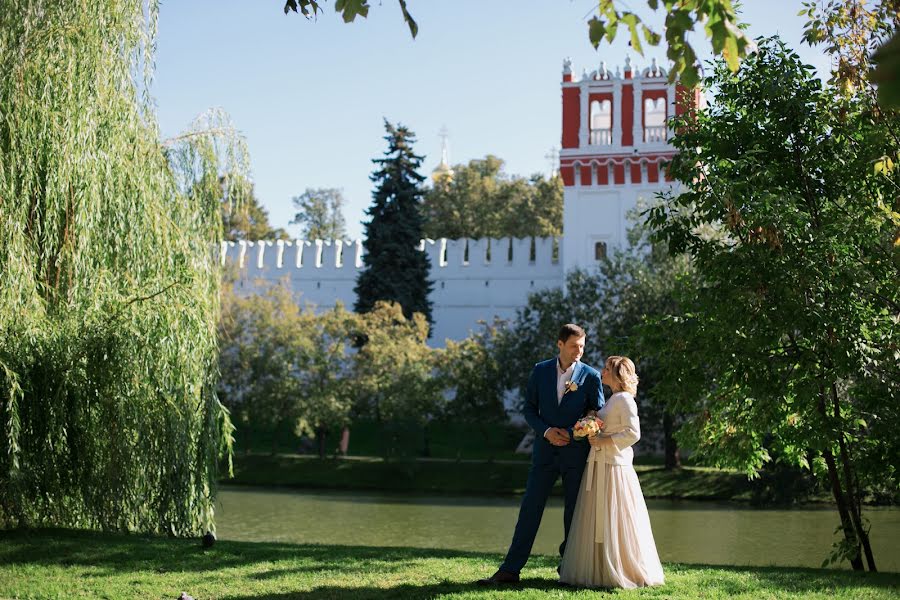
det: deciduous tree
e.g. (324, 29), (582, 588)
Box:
(422, 156), (562, 240)
(290, 187), (348, 240)
(646, 38), (900, 571)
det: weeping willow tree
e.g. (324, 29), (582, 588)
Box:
(0, 1), (246, 535)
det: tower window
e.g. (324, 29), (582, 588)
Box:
(590, 100), (612, 145)
(644, 98), (667, 143)
(594, 241), (608, 261)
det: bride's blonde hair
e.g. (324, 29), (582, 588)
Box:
(606, 356), (639, 395)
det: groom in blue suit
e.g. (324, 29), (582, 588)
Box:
(478, 323), (604, 585)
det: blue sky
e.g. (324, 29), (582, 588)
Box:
(152, 1), (831, 240)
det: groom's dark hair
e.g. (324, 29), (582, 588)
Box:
(557, 323), (586, 342)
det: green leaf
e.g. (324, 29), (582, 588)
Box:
(283, 0), (321, 17)
(642, 25), (661, 46)
(874, 156), (895, 176)
(679, 44), (700, 87)
(669, 9), (695, 33)
(398, 0), (418, 38)
(709, 20), (727, 55)
(622, 13), (643, 54)
(334, 0), (370, 23)
(723, 33), (740, 72)
(588, 17), (607, 49)
(606, 19), (619, 43)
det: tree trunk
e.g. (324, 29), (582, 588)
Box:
(822, 448), (864, 570)
(817, 388), (863, 570)
(663, 411), (681, 470)
(831, 383), (877, 571)
(316, 426), (327, 460)
(338, 426), (350, 456)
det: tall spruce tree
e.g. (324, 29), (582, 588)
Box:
(354, 121), (433, 327)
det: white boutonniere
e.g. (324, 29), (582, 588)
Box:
(564, 380), (578, 394)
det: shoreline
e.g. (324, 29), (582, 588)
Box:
(223, 452), (895, 507)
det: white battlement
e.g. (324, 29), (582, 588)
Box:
(222, 237), (561, 275)
(223, 237), (565, 345)
(222, 239), (364, 272)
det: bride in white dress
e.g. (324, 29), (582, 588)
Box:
(558, 355), (665, 589)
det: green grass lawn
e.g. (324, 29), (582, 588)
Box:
(1, 529), (897, 599)
(228, 453), (755, 500)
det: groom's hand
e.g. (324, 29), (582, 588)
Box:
(545, 427), (571, 446)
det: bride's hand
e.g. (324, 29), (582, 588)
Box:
(588, 435), (612, 449)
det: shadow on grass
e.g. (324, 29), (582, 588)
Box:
(0, 528), (497, 575)
(1, 529), (898, 599)
(221, 579), (573, 600)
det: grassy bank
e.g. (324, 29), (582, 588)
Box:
(231, 420), (529, 462)
(228, 453), (756, 501)
(1, 529), (897, 599)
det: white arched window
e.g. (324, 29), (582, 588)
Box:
(644, 98), (667, 143)
(590, 99), (612, 145)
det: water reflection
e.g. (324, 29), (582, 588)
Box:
(215, 486), (900, 571)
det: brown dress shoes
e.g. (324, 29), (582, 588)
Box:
(476, 569), (520, 585)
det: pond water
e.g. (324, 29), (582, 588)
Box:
(215, 487), (900, 571)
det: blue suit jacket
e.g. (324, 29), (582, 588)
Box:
(522, 358), (605, 465)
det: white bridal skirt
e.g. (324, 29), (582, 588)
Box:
(559, 450), (665, 589)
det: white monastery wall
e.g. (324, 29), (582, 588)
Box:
(221, 237), (564, 346)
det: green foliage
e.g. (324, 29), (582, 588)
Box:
(283, 0), (418, 37)
(221, 175), (288, 241)
(800, 1), (900, 105)
(422, 156), (563, 240)
(0, 2), (237, 534)
(435, 321), (512, 454)
(645, 37), (900, 569)
(290, 187), (348, 240)
(218, 283), (355, 443)
(351, 300), (443, 426)
(218, 278), (441, 456)
(589, 0), (752, 88)
(355, 120), (433, 326)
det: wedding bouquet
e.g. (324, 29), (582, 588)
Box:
(572, 415), (604, 439)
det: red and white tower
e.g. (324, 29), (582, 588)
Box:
(559, 57), (700, 272)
